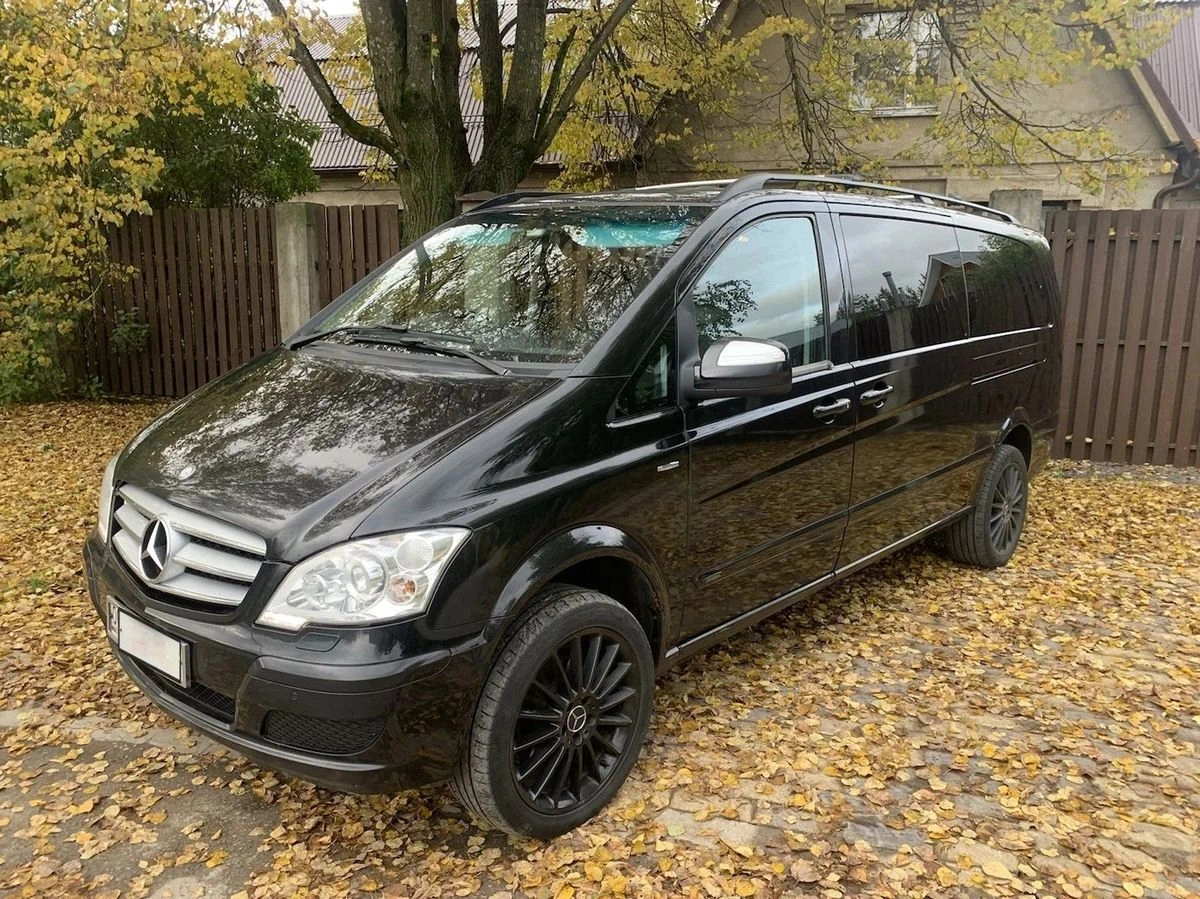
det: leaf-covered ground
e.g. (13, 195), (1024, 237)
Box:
(1, 401), (1198, 898)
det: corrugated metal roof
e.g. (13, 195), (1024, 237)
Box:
(1147, 3), (1200, 143)
(271, 10), (589, 173)
(273, 48), (555, 171)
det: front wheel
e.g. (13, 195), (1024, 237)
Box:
(451, 586), (655, 838)
(943, 443), (1029, 567)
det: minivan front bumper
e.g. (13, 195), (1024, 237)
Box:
(83, 532), (486, 793)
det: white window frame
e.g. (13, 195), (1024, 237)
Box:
(851, 10), (942, 117)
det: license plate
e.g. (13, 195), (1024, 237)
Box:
(106, 598), (190, 686)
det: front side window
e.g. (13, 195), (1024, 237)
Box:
(304, 205), (706, 365)
(851, 10), (941, 113)
(691, 217), (827, 368)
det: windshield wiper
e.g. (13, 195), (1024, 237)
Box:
(287, 323), (508, 375)
(287, 323), (412, 350)
(287, 324), (477, 351)
(349, 333), (511, 376)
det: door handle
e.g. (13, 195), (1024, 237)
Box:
(860, 384), (894, 406)
(812, 397), (851, 419)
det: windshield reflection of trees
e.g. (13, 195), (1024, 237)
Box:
(321, 207), (702, 364)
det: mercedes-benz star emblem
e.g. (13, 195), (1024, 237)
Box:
(565, 705), (588, 734)
(140, 518), (173, 582)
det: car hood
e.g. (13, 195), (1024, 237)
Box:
(119, 347), (554, 557)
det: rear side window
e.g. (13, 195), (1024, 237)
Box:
(691, 216), (827, 368)
(840, 216), (968, 358)
(954, 229), (1050, 336)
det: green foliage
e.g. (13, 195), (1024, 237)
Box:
(108, 309), (150, 356)
(137, 75), (319, 208)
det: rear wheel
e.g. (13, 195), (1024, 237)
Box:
(451, 586), (655, 838)
(943, 443), (1029, 567)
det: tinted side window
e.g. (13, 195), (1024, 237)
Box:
(616, 318), (676, 417)
(692, 217), (827, 368)
(955, 229), (1049, 335)
(841, 216), (968, 358)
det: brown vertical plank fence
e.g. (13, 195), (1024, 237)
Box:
(313, 204), (404, 308)
(77, 203), (1200, 468)
(1047, 208), (1200, 467)
(80, 208), (280, 398)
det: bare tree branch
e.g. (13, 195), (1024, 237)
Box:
(536, 0), (639, 153)
(263, 0), (405, 165)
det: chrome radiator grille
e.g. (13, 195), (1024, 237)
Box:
(110, 484), (266, 607)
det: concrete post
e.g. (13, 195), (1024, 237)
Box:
(273, 203), (323, 340)
(988, 189), (1044, 230)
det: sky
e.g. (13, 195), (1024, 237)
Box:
(316, 0), (358, 15)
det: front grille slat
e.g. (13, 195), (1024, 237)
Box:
(117, 484), (267, 555)
(114, 503), (150, 540)
(174, 542), (259, 582)
(111, 484), (265, 611)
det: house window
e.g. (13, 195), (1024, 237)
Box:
(851, 10), (941, 114)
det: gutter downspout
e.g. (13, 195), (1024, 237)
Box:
(1153, 164), (1200, 209)
(1136, 56), (1200, 209)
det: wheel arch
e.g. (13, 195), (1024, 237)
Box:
(485, 525), (672, 667)
(997, 411), (1034, 468)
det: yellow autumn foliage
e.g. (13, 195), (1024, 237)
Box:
(547, 0), (1176, 191)
(0, 0), (252, 400)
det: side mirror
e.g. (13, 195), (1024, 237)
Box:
(691, 337), (791, 397)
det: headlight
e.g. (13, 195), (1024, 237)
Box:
(97, 456), (118, 543)
(257, 528), (470, 631)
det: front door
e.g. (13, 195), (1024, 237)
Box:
(680, 207), (857, 641)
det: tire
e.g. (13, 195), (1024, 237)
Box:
(943, 444), (1029, 568)
(451, 585), (655, 839)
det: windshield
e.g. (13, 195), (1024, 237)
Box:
(303, 204), (707, 364)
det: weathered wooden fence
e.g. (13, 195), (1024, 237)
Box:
(313, 204), (404, 307)
(81, 203), (1200, 467)
(82, 208), (279, 397)
(1047, 208), (1200, 467)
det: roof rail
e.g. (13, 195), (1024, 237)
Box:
(467, 190), (563, 212)
(716, 173), (1017, 224)
(631, 179), (736, 191)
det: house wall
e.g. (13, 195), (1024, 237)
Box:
(295, 173), (406, 206)
(297, 171), (556, 207)
(646, 0), (1198, 210)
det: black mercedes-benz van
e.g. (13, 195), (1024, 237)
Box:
(84, 175), (1060, 837)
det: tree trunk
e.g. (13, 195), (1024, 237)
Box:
(398, 169), (460, 240)
(395, 111), (467, 239)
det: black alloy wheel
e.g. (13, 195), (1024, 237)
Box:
(452, 586), (655, 838)
(943, 443), (1030, 568)
(510, 629), (639, 813)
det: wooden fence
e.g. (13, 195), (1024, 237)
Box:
(313, 204), (404, 307)
(81, 203), (1200, 467)
(82, 208), (279, 397)
(1047, 208), (1200, 467)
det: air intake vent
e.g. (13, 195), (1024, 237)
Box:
(261, 711), (386, 756)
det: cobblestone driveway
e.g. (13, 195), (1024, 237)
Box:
(1, 402), (1198, 898)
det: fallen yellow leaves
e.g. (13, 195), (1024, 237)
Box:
(2, 402), (1199, 898)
